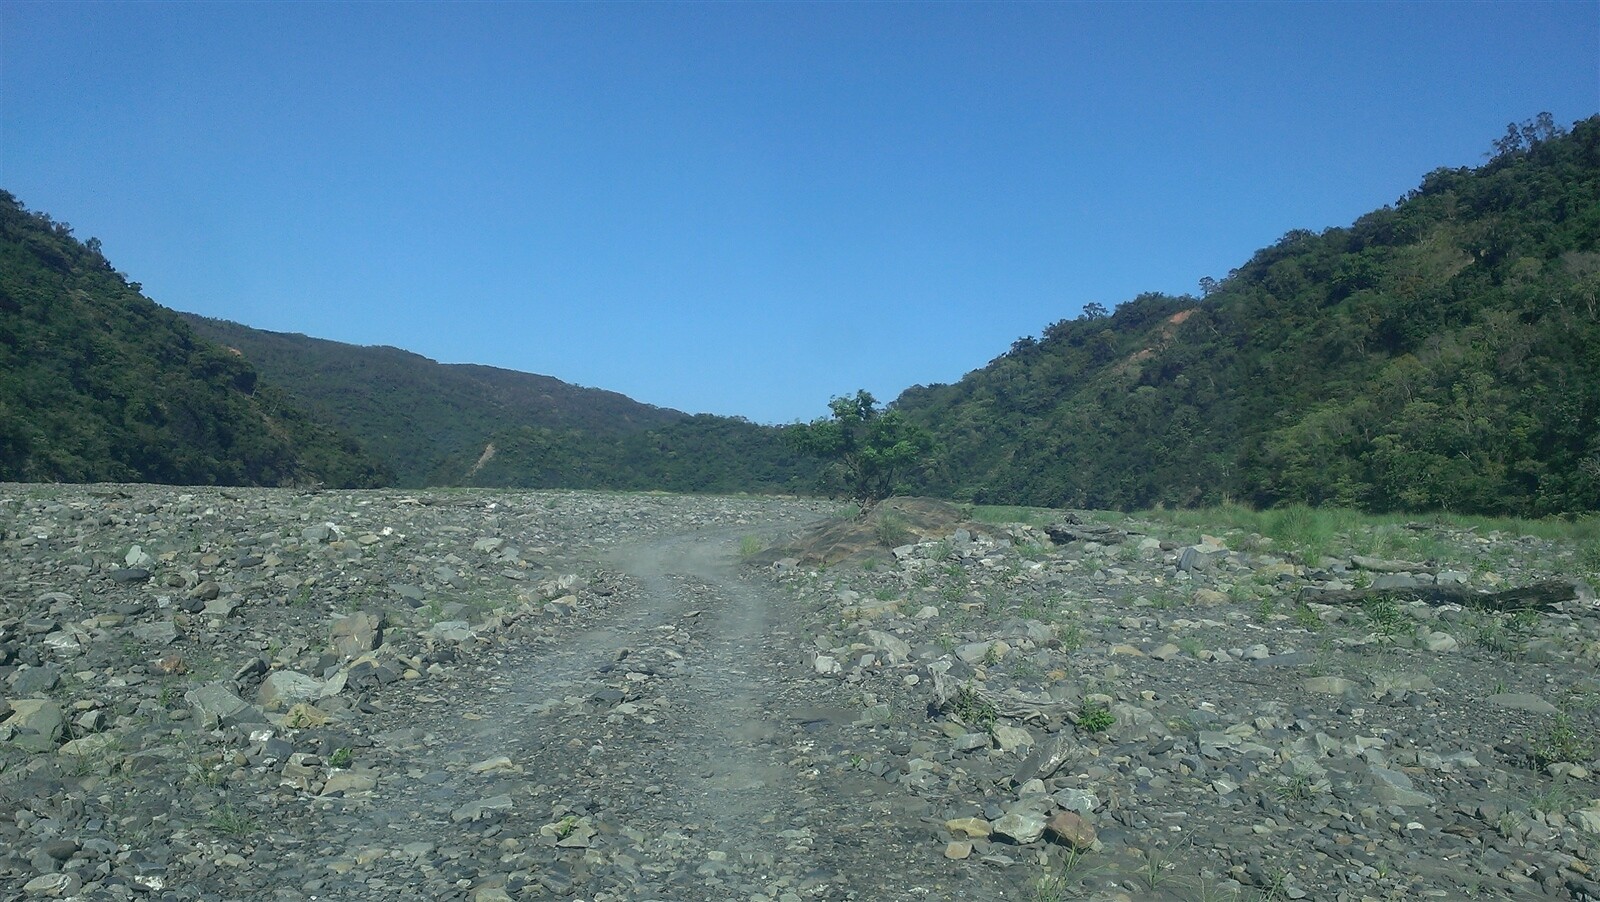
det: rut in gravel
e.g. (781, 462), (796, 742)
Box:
(305, 526), (1010, 901)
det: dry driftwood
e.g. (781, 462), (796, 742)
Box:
(931, 668), (1075, 727)
(1298, 580), (1580, 614)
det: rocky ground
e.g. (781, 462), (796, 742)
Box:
(2, 486), (1598, 902)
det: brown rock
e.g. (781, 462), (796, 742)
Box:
(1045, 810), (1096, 850)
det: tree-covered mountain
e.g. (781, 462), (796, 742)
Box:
(182, 315), (820, 493)
(0, 191), (389, 488)
(895, 114), (1600, 517)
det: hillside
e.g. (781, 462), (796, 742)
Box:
(896, 114), (1600, 517)
(0, 191), (388, 488)
(183, 316), (819, 492)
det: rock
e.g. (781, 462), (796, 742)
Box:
(22, 873), (80, 897)
(1367, 765), (1435, 807)
(10, 664), (61, 694)
(1193, 588), (1230, 606)
(991, 806), (1048, 844)
(3, 698), (65, 751)
(130, 620), (180, 645)
(1484, 692), (1559, 714)
(1045, 811), (1096, 850)
(331, 611), (383, 658)
(426, 620), (475, 644)
(257, 671), (325, 711)
(184, 682), (268, 727)
(865, 629), (911, 664)
(945, 817), (991, 838)
(321, 771), (377, 796)
(991, 724), (1034, 752)
(943, 840), (972, 860)
(1149, 642), (1184, 661)
(453, 794), (514, 822)
(1572, 804), (1600, 836)
(59, 732), (120, 758)
(1302, 676), (1357, 695)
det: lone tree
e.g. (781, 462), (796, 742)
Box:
(789, 390), (934, 509)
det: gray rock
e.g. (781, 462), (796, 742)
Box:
(1484, 692), (1559, 714)
(991, 806), (1048, 844)
(331, 611), (383, 658)
(257, 671), (325, 711)
(184, 682), (268, 727)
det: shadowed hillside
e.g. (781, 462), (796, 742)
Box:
(0, 191), (388, 487)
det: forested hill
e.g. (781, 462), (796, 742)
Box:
(182, 316), (820, 493)
(896, 114), (1600, 518)
(0, 191), (389, 488)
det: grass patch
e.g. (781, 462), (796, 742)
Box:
(970, 504), (1059, 527)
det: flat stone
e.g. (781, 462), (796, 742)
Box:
(257, 671), (324, 711)
(1484, 692), (1558, 714)
(331, 611), (383, 658)
(946, 817), (991, 838)
(943, 840), (972, 860)
(452, 794), (514, 822)
(991, 806), (1048, 844)
(1045, 810), (1096, 850)
(185, 682), (268, 727)
(1302, 677), (1357, 695)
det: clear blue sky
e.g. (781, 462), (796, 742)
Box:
(3, 2), (1596, 424)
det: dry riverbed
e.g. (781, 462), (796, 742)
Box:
(2, 486), (1598, 902)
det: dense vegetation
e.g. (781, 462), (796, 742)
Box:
(0, 192), (388, 488)
(183, 316), (820, 493)
(896, 115), (1600, 517)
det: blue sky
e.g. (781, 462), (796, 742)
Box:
(3, 2), (1596, 424)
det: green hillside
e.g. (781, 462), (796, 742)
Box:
(183, 316), (819, 493)
(897, 114), (1600, 517)
(0, 191), (388, 488)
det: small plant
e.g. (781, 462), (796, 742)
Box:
(1031, 845), (1092, 902)
(1528, 713), (1595, 767)
(1077, 701), (1114, 733)
(738, 535), (764, 558)
(208, 804), (259, 838)
(873, 513), (912, 548)
(1273, 773), (1316, 803)
(552, 814), (580, 839)
(1291, 603), (1323, 631)
(1361, 596), (1407, 639)
(1056, 619), (1084, 653)
(1255, 595), (1279, 622)
(951, 683), (998, 733)
(328, 746), (354, 769)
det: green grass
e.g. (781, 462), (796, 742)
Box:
(207, 804), (259, 838)
(738, 535), (765, 558)
(970, 504), (1059, 527)
(1077, 701), (1115, 733)
(1135, 504), (1600, 576)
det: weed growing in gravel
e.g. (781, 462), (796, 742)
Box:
(1290, 603), (1323, 631)
(1526, 781), (1583, 815)
(1360, 597), (1407, 640)
(207, 804), (259, 838)
(873, 513), (912, 547)
(1030, 845), (1094, 902)
(738, 535), (764, 558)
(951, 683), (999, 733)
(328, 746), (354, 768)
(1254, 596), (1278, 622)
(1056, 618), (1084, 653)
(1077, 701), (1114, 733)
(1527, 713), (1594, 766)
(1273, 774), (1316, 804)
